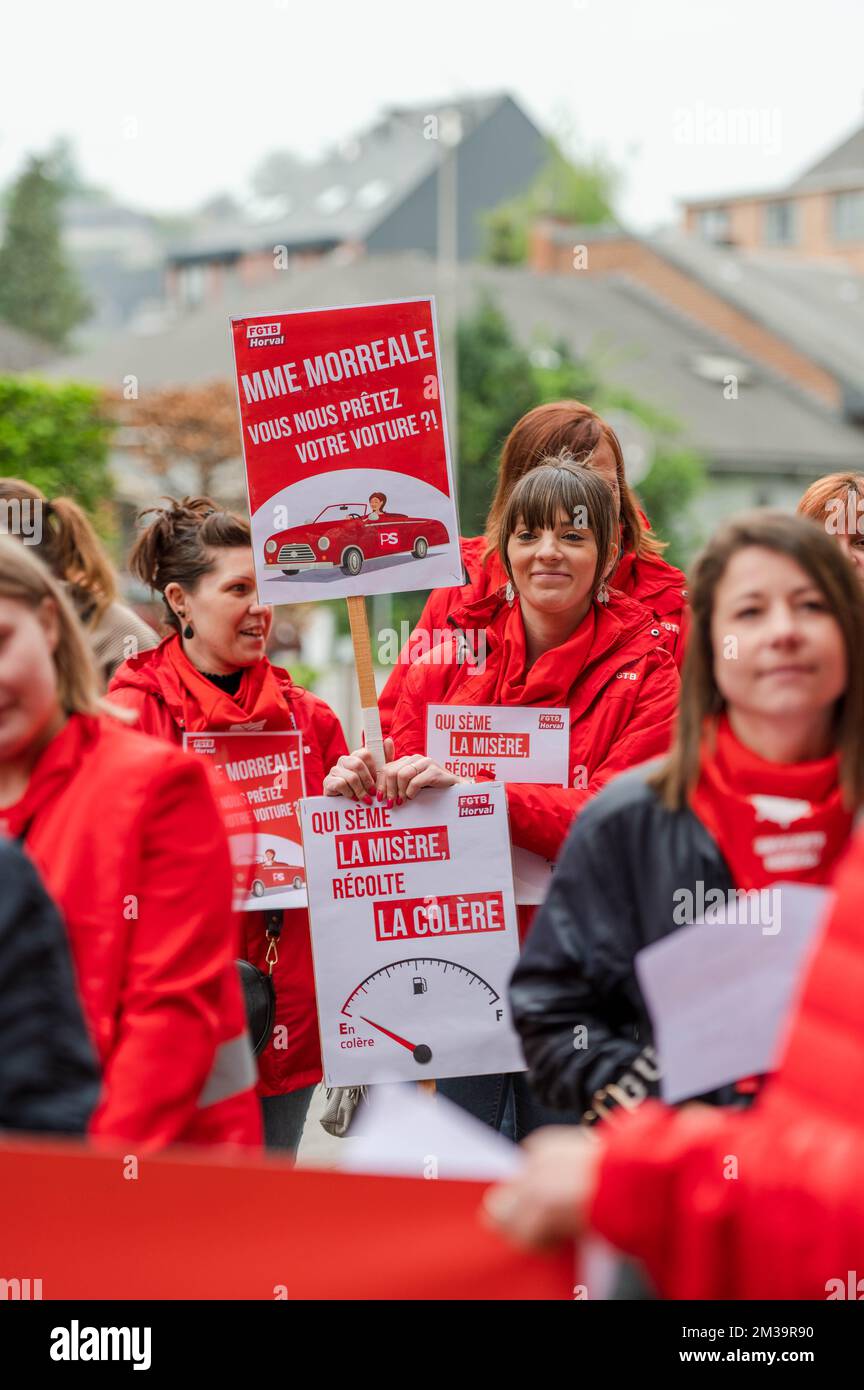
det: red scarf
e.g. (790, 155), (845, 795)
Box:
(690, 715), (852, 890)
(161, 636), (296, 733)
(455, 595), (598, 707)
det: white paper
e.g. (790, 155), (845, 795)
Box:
(301, 785), (526, 1086)
(426, 704), (567, 906)
(343, 1083), (522, 1181)
(635, 882), (830, 1103)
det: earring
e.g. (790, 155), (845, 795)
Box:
(596, 582), (609, 605)
(181, 615), (194, 639)
(505, 579), (515, 603)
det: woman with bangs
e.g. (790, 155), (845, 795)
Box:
(378, 400), (689, 731)
(324, 458), (679, 1137)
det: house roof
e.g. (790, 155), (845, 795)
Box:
(651, 229), (864, 407)
(40, 251), (864, 476)
(167, 94), (513, 264)
(793, 119), (864, 188)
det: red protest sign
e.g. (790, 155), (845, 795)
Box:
(230, 298), (463, 604)
(185, 731), (307, 910)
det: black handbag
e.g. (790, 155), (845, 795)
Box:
(238, 910), (282, 1057)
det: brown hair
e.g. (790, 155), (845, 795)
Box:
(129, 496), (251, 633)
(651, 511), (864, 810)
(0, 535), (101, 716)
(484, 401), (665, 562)
(797, 472), (864, 535)
(497, 457), (618, 595)
(0, 477), (118, 626)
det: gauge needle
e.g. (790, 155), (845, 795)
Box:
(359, 1016), (432, 1064)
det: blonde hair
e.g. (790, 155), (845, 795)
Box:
(0, 536), (101, 716)
(797, 472), (864, 534)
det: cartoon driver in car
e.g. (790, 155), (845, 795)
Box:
(368, 491), (388, 518)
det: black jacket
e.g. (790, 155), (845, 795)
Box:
(510, 761), (743, 1119)
(0, 838), (100, 1134)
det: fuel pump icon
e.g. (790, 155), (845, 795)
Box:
(412, 976), (427, 996)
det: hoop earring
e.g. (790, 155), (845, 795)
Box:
(505, 579), (515, 603)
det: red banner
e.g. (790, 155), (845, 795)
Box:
(0, 1139), (574, 1300)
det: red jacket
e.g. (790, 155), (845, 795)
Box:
(390, 588), (679, 936)
(108, 637), (347, 1096)
(0, 713), (261, 1151)
(379, 533), (688, 731)
(590, 827), (864, 1299)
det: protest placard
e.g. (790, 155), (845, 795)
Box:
(300, 784), (525, 1086)
(185, 731), (307, 910)
(230, 297), (463, 607)
(426, 704), (569, 905)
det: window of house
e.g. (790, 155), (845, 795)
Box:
(696, 207), (731, 242)
(832, 191), (864, 242)
(763, 200), (798, 245)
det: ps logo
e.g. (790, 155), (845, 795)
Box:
(380, 531), (398, 545)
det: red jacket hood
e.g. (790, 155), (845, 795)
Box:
(446, 584), (666, 701)
(110, 635), (302, 731)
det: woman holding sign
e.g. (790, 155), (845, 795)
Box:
(109, 498), (348, 1153)
(0, 538), (259, 1149)
(325, 460), (679, 1137)
(378, 400), (688, 730)
(510, 511), (864, 1122)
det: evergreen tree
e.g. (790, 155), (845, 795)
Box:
(0, 155), (90, 348)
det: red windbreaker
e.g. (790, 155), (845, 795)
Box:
(590, 828), (864, 1299)
(379, 532), (688, 731)
(108, 636), (347, 1096)
(389, 587), (679, 936)
(0, 712), (261, 1150)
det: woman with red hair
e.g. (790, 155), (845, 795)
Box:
(797, 471), (864, 585)
(378, 402), (688, 729)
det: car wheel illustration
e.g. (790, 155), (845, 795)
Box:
(341, 546), (364, 576)
(252, 880), (265, 898)
(292, 875), (303, 890)
(282, 569), (299, 576)
(412, 536), (428, 559)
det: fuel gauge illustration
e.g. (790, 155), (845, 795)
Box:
(338, 956), (521, 1080)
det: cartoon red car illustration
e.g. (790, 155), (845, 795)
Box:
(249, 858), (306, 897)
(263, 503), (450, 577)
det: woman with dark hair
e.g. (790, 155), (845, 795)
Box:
(487, 820), (864, 1300)
(510, 511), (864, 1121)
(325, 460), (679, 1137)
(0, 478), (158, 685)
(378, 401), (688, 729)
(797, 471), (864, 584)
(0, 537), (259, 1149)
(108, 497), (348, 1154)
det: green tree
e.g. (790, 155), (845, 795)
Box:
(0, 155), (90, 347)
(0, 377), (114, 512)
(483, 138), (619, 266)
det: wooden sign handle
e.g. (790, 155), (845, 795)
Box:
(346, 594), (385, 766)
(345, 594), (435, 1099)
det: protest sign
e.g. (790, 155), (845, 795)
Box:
(426, 704), (569, 906)
(636, 882), (829, 1103)
(185, 731), (307, 910)
(300, 784), (525, 1086)
(230, 297), (463, 607)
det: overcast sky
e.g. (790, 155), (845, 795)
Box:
(3, 0), (864, 229)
